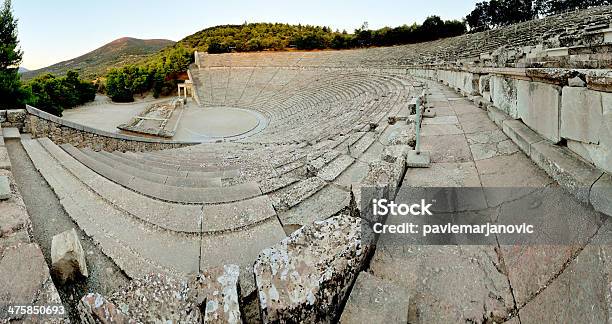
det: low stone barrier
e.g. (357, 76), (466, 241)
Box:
(24, 105), (200, 152)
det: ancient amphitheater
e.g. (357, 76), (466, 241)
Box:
(1, 6), (611, 323)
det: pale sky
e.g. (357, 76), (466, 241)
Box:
(13, 0), (479, 70)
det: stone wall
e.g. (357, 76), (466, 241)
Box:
(0, 109), (27, 130)
(409, 67), (611, 174)
(23, 105), (199, 152)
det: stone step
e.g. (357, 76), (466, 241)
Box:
(22, 138), (200, 278)
(82, 148), (223, 188)
(105, 151), (238, 179)
(278, 184), (351, 232)
(2, 127), (20, 139)
(123, 151), (238, 173)
(36, 138), (203, 233)
(62, 144), (262, 204)
(340, 271), (410, 324)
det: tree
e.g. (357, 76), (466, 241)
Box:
(0, 0), (26, 109)
(23, 71), (96, 116)
(537, 0), (611, 15)
(466, 1), (492, 31)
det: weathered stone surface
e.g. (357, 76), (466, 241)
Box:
(502, 119), (545, 155)
(339, 271), (410, 324)
(254, 214), (369, 323)
(404, 162), (482, 187)
(381, 144), (409, 163)
(560, 87), (602, 144)
(0, 243), (63, 322)
(0, 176), (9, 200)
(590, 174), (612, 217)
(517, 245), (610, 322)
(78, 293), (132, 324)
(369, 244), (514, 323)
(530, 141), (603, 203)
(51, 228), (88, 284)
(108, 273), (202, 322)
(189, 264), (242, 324)
(568, 76), (586, 87)
(486, 105), (510, 127)
(491, 75), (518, 118)
(520, 82), (562, 143)
(1, 127), (20, 139)
(0, 146), (10, 170)
(421, 134), (472, 163)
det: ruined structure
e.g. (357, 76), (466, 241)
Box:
(1, 6), (611, 323)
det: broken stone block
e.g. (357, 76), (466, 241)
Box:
(78, 293), (132, 324)
(568, 76), (586, 87)
(189, 264), (242, 324)
(109, 273), (202, 322)
(381, 145), (409, 163)
(254, 214), (370, 323)
(0, 175), (10, 200)
(51, 228), (88, 284)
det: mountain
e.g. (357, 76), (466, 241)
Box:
(18, 67), (29, 73)
(22, 37), (175, 80)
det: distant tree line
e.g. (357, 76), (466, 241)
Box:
(466, 0), (611, 31)
(181, 19), (466, 54)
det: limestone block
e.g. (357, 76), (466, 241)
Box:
(0, 146), (10, 170)
(479, 75), (491, 94)
(109, 273), (202, 322)
(521, 82), (562, 143)
(0, 175), (10, 200)
(51, 228), (88, 284)
(560, 87), (602, 144)
(491, 75), (519, 118)
(530, 141), (603, 203)
(0, 110), (6, 123)
(254, 214), (369, 323)
(189, 265), (242, 324)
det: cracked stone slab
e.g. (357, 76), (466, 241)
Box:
(340, 271), (410, 324)
(254, 214), (370, 323)
(369, 244), (514, 323)
(421, 134), (472, 163)
(518, 244), (611, 323)
(0, 243), (63, 323)
(422, 115), (459, 125)
(499, 188), (604, 306)
(404, 162), (482, 187)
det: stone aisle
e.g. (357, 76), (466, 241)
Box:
(347, 80), (611, 323)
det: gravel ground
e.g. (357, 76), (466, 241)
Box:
(5, 139), (130, 322)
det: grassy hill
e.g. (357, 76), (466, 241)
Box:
(22, 37), (175, 80)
